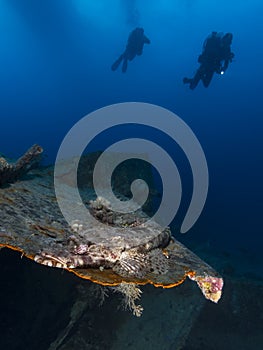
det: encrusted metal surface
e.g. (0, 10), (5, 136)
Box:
(0, 155), (223, 303)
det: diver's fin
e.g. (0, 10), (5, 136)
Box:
(111, 55), (123, 71)
(183, 77), (191, 84)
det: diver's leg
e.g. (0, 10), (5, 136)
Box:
(202, 70), (214, 87)
(183, 66), (203, 89)
(183, 77), (192, 84)
(111, 54), (124, 71)
(122, 58), (128, 73)
(187, 69), (202, 90)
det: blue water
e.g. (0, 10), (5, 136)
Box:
(1, 1), (262, 264)
(1, 1), (263, 349)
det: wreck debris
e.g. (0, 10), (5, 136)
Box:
(0, 144), (43, 186)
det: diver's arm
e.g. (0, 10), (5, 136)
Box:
(143, 35), (151, 44)
(221, 48), (234, 72)
(221, 51), (234, 71)
(221, 59), (229, 72)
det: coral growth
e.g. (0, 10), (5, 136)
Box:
(0, 144), (43, 186)
(114, 283), (143, 317)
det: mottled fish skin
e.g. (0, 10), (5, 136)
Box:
(34, 245), (121, 270)
(34, 199), (172, 279)
(34, 227), (171, 279)
(112, 245), (170, 279)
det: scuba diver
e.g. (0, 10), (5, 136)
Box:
(183, 32), (234, 89)
(111, 27), (150, 73)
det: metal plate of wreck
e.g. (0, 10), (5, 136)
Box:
(0, 147), (223, 305)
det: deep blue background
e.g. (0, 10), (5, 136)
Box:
(0, 0), (262, 253)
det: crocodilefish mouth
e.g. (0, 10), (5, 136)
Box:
(34, 253), (75, 269)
